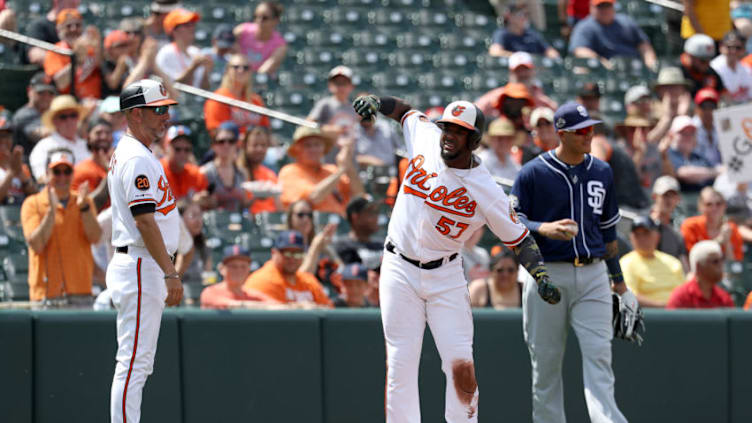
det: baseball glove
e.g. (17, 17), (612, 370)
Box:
(352, 95), (380, 120)
(612, 290), (645, 346)
(537, 276), (561, 305)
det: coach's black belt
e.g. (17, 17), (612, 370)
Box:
(572, 257), (598, 267)
(386, 242), (458, 270)
(116, 246), (176, 263)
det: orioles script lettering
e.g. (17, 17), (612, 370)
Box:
(403, 155), (477, 218)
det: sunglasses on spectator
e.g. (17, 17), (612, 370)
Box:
(493, 266), (516, 274)
(214, 137), (237, 145)
(254, 14), (273, 21)
(90, 144), (110, 152)
(295, 212), (313, 219)
(172, 146), (192, 153)
(700, 102), (717, 110)
(52, 167), (73, 176)
(125, 30), (143, 36)
(65, 22), (82, 30)
(281, 250), (305, 259)
(230, 64), (251, 71)
(56, 112), (79, 121)
(564, 126), (593, 136)
(726, 45), (744, 51)
(703, 201), (723, 207)
(146, 105), (170, 115)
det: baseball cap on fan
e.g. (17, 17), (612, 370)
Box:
(509, 52), (534, 71)
(553, 102), (601, 131)
(436, 100), (485, 133)
(46, 149), (74, 169)
(119, 79), (178, 111)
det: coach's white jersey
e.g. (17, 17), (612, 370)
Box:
(387, 110), (528, 262)
(109, 134), (180, 254)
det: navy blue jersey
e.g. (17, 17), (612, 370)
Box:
(510, 151), (620, 262)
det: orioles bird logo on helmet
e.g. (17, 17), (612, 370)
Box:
(451, 105), (466, 116)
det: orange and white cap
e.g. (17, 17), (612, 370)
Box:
(436, 100), (484, 133)
(119, 79), (178, 111)
(509, 52), (534, 70)
(47, 149), (74, 169)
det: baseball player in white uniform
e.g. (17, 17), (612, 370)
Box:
(108, 79), (183, 423)
(353, 94), (562, 422)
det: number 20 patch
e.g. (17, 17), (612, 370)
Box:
(134, 175), (150, 191)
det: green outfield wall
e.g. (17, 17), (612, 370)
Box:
(1, 309), (750, 422)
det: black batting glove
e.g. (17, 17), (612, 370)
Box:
(353, 95), (380, 120)
(537, 277), (561, 304)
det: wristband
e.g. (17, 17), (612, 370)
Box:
(79, 204), (90, 212)
(164, 272), (181, 280)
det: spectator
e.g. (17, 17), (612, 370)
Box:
(557, 0), (591, 38)
(462, 227), (491, 282)
(681, 187), (744, 261)
(667, 115), (718, 192)
(29, 95), (89, 183)
(489, 4), (560, 58)
(286, 199), (316, 245)
(11, 72), (56, 156)
(614, 115), (673, 189)
(575, 81), (602, 118)
(200, 246), (279, 309)
(156, 8), (212, 89)
(623, 85), (653, 121)
(200, 122), (250, 212)
(203, 53), (270, 132)
(487, 82), (535, 131)
(333, 262), (374, 308)
(478, 117), (521, 181)
(569, 0), (657, 70)
(120, 26), (177, 96)
(620, 216), (685, 308)
(308, 65), (360, 154)
(681, 34), (725, 96)
(243, 230), (333, 307)
(353, 115), (402, 168)
(333, 195), (384, 269)
(468, 249), (524, 309)
(279, 126), (364, 216)
(119, 18), (146, 59)
(667, 240), (735, 309)
(201, 24), (237, 88)
(681, 0), (732, 41)
(43, 9), (103, 99)
(24, 0), (80, 65)
(21, 150), (101, 305)
(234, 1), (287, 74)
(650, 175), (690, 272)
(237, 125), (281, 214)
(96, 96), (127, 143)
(179, 200), (211, 286)
(366, 264), (380, 307)
(710, 30), (752, 104)
(692, 87), (722, 167)
(71, 119), (112, 210)
(101, 30), (136, 96)
(144, 0), (180, 47)
(160, 125), (211, 206)
(0, 112), (36, 204)
(521, 106), (558, 163)
(648, 67), (692, 144)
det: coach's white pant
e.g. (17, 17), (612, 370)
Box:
(523, 261), (627, 423)
(381, 251), (479, 423)
(108, 251), (167, 423)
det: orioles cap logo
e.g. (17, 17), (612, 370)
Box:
(451, 105), (466, 116)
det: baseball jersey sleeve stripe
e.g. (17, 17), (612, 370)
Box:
(128, 198), (156, 206)
(502, 227), (529, 247)
(400, 110), (418, 126)
(600, 212), (621, 228)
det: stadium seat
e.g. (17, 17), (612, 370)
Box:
(371, 71), (415, 90)
(0, 65), (38, 112)
(202, 210), (258, 241)
(283, 5), (324, 24)
(432, 51), (475, 70)
(397, 32), (439, 50)
(315, 212), (343, 230)
(476, 55), (510, 71)
(306, 29), (350, 49)
(410, 10), (451, 27)
(3, 251), (28, 285)
(467, 72), (505, 92)
(0, 205), (23, 242)
(352, 30), (394, 49)
(323, 7), (369, 26)
(453, 11), (496, 30)
(402, 93), (445, 111)
(236, 231), (275, 252)
(369, 9), (410, 27)
(200, 4), (249, 23)
(388, 50), (432, 70)
(104, 2), (147, 20)
(0, 282), (29, 301)
(419, 71), (462, 91)
(383, 0), (434, 8)
(296, 48), (341, 68)
(255, 211), (288, 235)
(440, 33), (480, 50)
(342, 49), (388, 69)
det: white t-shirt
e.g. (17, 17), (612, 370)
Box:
(155, 43), (205, 88)
(29, 132), (90, 181)
(710, 55), (752, 103)
(387, 110), (528, 262)
(478, 148), (521, 181)
(109, 134), (180, 254)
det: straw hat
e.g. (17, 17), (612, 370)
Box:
(41, 95), (83, 129)
(288, 126), (335, 159)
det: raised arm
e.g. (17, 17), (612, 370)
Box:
(353, 95), (412, 124)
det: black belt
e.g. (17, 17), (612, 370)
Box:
(571, 257), (598, 267)
(386, 242), (458, 270)
(116, 246), (176, 263)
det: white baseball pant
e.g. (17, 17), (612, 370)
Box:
(523, 261), (627, 423)
(380, 250), (479, 423)
(108, 249), (167, 423)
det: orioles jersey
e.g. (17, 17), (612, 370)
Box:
(109, 134), (180, 254)
(387, 110), (528, 262)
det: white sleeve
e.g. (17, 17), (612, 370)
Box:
(121, 157), (159, 210)
(29, 143), (46, 181)
(483, 192), (529, 247)
(155, 47), (178, 82)
(177, 217), (194, 254)
(400, 110), (441, 158)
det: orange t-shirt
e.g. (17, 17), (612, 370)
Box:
(199, 281), (280, 309)
(278, 162), (351, 216)
(680, 215), (743, 261)
(243, 260), (333, 307)
(204, 87), (271, 131)
(160, 157), (209, 201)
(385, 157), (409, 207)
(21, 189), (96, 301)
(248, 164), (279, 214)
(43, 41), (102, 99)
(72, 158), (106, 190)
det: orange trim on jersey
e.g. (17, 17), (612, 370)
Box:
(503, 228), (529, 247)
(122, 258), (142, 423)
(403, 185), (427, 199)
(155, 202), (177, 216)
(425, 201), (475, 218)
(400, 110), (418, 126)
(128, 198), (156, 206)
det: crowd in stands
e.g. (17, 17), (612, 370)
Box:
(3, 0), (752, 312)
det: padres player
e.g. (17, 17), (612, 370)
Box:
(108, 79), (183, 423)
(353, 95), (560, 422)
(511, 102), (642, 423)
